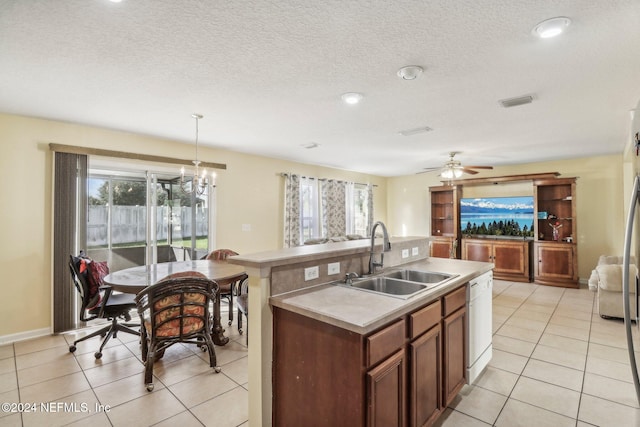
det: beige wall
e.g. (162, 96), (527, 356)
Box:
(0, 111), (629, 338)
(387, 155), (625, 282)
(0, 113), (387, 338)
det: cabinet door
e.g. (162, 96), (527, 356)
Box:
(430, 239), (453, 259)
(493, 241), (527, 276)
(410, 325), (442, 427)
(443, 307), (466, 407)
(367, 349), (407, 427)
(463, 240), (492, 262)
(534, 242), (577, 286)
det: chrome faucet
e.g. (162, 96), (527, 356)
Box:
(345, 272), (359, 285)
(368, 221), (391, 275)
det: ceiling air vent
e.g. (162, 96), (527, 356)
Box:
(399, 126), (433, 136)
(499, 95), (534, 108)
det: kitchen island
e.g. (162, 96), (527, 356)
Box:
(228, 236), (493, 427)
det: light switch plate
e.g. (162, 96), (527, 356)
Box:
(328, 262), (340, 275)
(304, 266), (319, 281)
(402, 249), (409, 259)
(412, 247), (419, 256)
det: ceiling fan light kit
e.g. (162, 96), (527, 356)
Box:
(420, 152), (493, 179)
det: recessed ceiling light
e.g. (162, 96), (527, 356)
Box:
(397, 65), (424, 80)
(341, 92), (363, 105)
(532, 17), (571, 38)
(110, 0), (123, 3)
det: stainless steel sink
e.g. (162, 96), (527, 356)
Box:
(383, 269), (456, 284)
(344, 276), (429, 299)
(333, 269), (458, 299)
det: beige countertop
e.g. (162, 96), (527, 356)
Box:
(270, 257), (493, 334)
(227, 236), (429, 269)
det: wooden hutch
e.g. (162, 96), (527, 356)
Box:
(430, 173), (578, 287)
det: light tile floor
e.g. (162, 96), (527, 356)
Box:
(0, 307), (248, 427)
(2, 281), (640, 426)
(437, 280), (640, 427)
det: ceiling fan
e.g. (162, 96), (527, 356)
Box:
(420, 152), (493, 179)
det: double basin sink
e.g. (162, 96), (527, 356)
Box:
(334, 269), (458, 299)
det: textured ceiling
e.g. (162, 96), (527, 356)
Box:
(1, 0), (639, 176)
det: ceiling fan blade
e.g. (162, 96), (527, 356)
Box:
(460, 167), (479, 175)
(465, 165), (494, 170)
(417, 167), (441, 174)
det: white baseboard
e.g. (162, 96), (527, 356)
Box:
(0, 328), (51, 346)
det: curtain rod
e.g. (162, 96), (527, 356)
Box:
(49, 143), (227, 170)
(280, 172), (378, 187)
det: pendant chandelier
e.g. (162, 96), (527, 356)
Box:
(180, 113), (216, 196)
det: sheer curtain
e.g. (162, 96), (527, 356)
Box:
(283, 174), (301, 248)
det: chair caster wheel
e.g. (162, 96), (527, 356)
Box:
(94, 352), (102, 359)
(228, 321), (232, 326)
(146, 383), (154, 392)
(69, 345), (76, 353)
(239, 329), (243, 335)
(201, 346), (208, 352)
(214, 366), (222, 373)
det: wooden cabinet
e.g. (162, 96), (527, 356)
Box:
(534, 241), (577, 287)
(462, 238), (532, 282)
(409, 300), (442, 426)
(430, 237), (456, 259)
(430, 186), (461, 258)
(533, 178), (578, 287)
(442, 286), (467, 406)
(273, 285), (468, 427)
(367, 349), (406, 427)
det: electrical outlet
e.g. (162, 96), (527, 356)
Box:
(304, 266), (319, 281)
(327, 262), (340, 275)
(412, 247), (419, 256)
(402, 249), (409, 259)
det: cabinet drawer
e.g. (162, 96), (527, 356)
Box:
(366, 319), (405, 367)
(443, 286), (466, 317)
(410, 300), (441, 340)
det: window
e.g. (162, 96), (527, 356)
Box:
(86, 166), (214, 270)
(284, 174), (373, 245)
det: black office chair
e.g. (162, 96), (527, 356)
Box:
(68, 254), (139, 359)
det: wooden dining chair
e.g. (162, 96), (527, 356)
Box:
(236, 276), (249, 345)
(203, 249), (247, 326)
(135, 271), (221, 391)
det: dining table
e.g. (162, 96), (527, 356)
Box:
(103, 259), (247, 346)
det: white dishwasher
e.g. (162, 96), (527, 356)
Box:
(466, 270), (493, 383)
